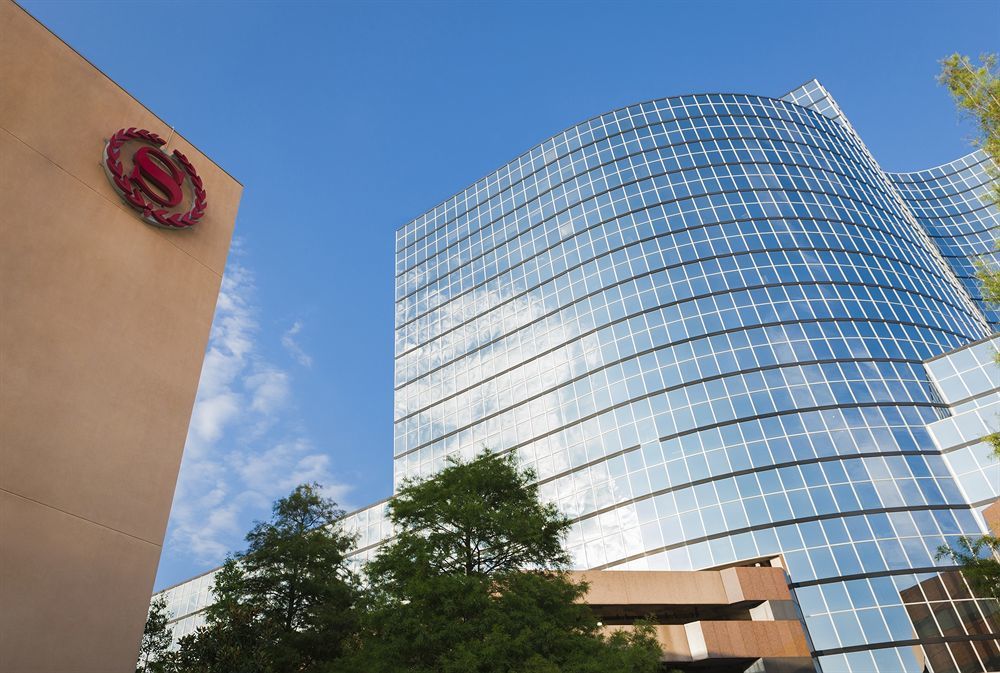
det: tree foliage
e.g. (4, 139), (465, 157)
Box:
(163, 463), (661, 672)
(338, 451), (662, 673)
(170, 483), (357, 673)
(372, 449), (571, 581)
(137, 596), (173, 673)
(940, 54), (1000, 199)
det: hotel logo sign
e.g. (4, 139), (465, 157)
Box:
(103, 128), (207, 229)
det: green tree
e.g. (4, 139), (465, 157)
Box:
(167, 561), (275, 673)
(340, 451), (661, 673)
(137, 596), (173, 673)
(172, 483), (358, 672)
(934, 53), (1000, 599)
(940, 54), (1000, 206)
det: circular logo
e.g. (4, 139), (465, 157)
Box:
(103, 127), (207, 229)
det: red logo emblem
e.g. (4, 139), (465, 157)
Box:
(103, 128), (207, 229)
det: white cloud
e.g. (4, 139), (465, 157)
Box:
(189, 392), (241, 445)
(246, 367), (291, 414)
(281, 320), (313, 367)
(164, 248), (350, 570)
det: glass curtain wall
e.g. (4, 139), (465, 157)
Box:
(393, 84), (1000, 672)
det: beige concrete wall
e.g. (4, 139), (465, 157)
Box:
(603, 621), (810, 670)
(0, 2), (241, 671)
(696, 620), (810, 659)
(984, 500), (1000, 536)
(580, 568), (811, 665)
(605, 621), (811, 662)
(574, 567), (791, 606)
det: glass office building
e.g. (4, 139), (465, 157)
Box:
(392, 79), (1000, 671)
(161, 80), (1000, 672)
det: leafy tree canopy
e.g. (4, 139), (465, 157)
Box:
(170, 483), (358, 673)
(137, 595), (173, 673)
(339, 451), (662, 673)
(940, 53), (1000, 203)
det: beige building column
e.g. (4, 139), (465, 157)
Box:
(0, 2), (242, 671)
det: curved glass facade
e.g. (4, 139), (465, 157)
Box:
(393, 83), (1000, 671)
(891, 152), (1000, 328)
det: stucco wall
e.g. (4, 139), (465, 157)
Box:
(0, 2), (241, 670)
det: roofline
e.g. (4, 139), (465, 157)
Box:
(393, 83), (855, 236)
(13, 0), (244, 187)
(888, 148), (994, 179)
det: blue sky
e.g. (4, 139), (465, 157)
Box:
(20, 0), (998, 590)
